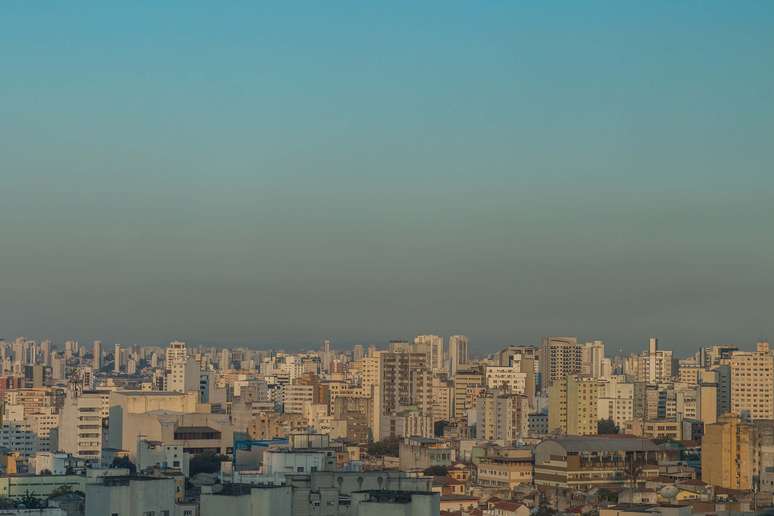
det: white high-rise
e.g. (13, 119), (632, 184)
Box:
(59, 391), (103, 461)
(582, 340), (606, 378)
(165, 341), (199, 392)
(114, 344), (122, 373)
(638, 338), (674, 383)
(449, 335), (469, 376)
(92, 340), (102, 370)
(414, 335), (444, 371)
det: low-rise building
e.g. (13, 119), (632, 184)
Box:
(85, 476), (177, 516)
(399, 437), (455, 471)
(476, 448), (532, 489)
(534, 437), (661, 489)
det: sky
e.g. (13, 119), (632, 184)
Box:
(1, 2), (773, 355)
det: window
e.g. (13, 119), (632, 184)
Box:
(297, 467), (304, 472)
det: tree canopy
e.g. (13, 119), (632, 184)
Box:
(597, 418), (619, 435)
(190, 451), (229, 476)
(367, 436), (401, 457)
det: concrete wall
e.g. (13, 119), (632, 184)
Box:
(85, 477), (176, 516)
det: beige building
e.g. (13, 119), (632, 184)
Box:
(431, 376), (452, 423)
(484, 366), (527, 394)
(623, 418), (683, 440)
(284, 383), (315, 414)
(678, 365), (701, 385)
(637, 338), (674, 384)
(596, 379), (639, 430)
(728, 342), (774, 420)
(452, 369), (482, 421)
(107, 390), (202, 460)
(549, 375), (602, 435)
(350, 355), (380, 391)
(449, 335), (469, 376)
(476, 448), (532, 489)
(414, 334), (444, 371)
(534, 437), (661, 489)
(248, 411), (307, 440)
(539, 337), (581, 393)
(581, 340), (606, 378)
(702, 414), (753, 490)
(475, 391), (529, 441)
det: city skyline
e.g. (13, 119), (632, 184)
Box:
(3, 3), (774, 352)
(0, 333), (768, 358)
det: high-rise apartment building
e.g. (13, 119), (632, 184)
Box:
(582, 340), (605, 378)
(379, 351), (431, 415)
(539, 337), (581, 393)
(484, 366), (527, 394)
(637, 338), (674, 383)
(475, 391), (529, 440)
(165, 341), (187, 366)
(414, 335), (444, 371)
(700, 345), (739, 368)
(448, 335), (469, 376)
(729, 342), (774, 420)
(596, 378), (640, 430)
(164, 341), (200, 393)
(283, 383), (316, 414)
(452, 368), (482, 421)
(548, 375), (603, 435)
(702, 414), (753, 490)
(59, 391), (104, 461)
(114, 344), (122, 373)
(92, 340), (102, 370)
(431, 376), (452, 423)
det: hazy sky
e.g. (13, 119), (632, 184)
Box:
(2, 2), (773, 354)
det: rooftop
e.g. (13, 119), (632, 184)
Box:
(544, 436), (661, 453)
(357, 490), (436, 504)
(118, 391), (188, 396)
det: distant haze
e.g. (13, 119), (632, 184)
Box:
(1, 3), (773, 354)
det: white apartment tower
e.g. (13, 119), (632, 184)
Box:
(449, 335), (469, 376)
(165, 341), (200, 393)
(414, 335), (444, 371)
(582, 340), (606, 378)
(92, 340), (102, 370)
(113, 344), (122, 373)
(59, 391), (103, 461)
(638, 338), (674, 383)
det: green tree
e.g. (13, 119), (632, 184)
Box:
(597, 418), (619, 434)
(190, 452), (229, 476)
(20, 490), (43, 509)
(423, 465), (449, 477)
(535, 489), (556, 516)
(366, 436), (401, 457)
(111, 456), (137, 474)
(48, 485), (73, 498)
(434, 420), (449, 437)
